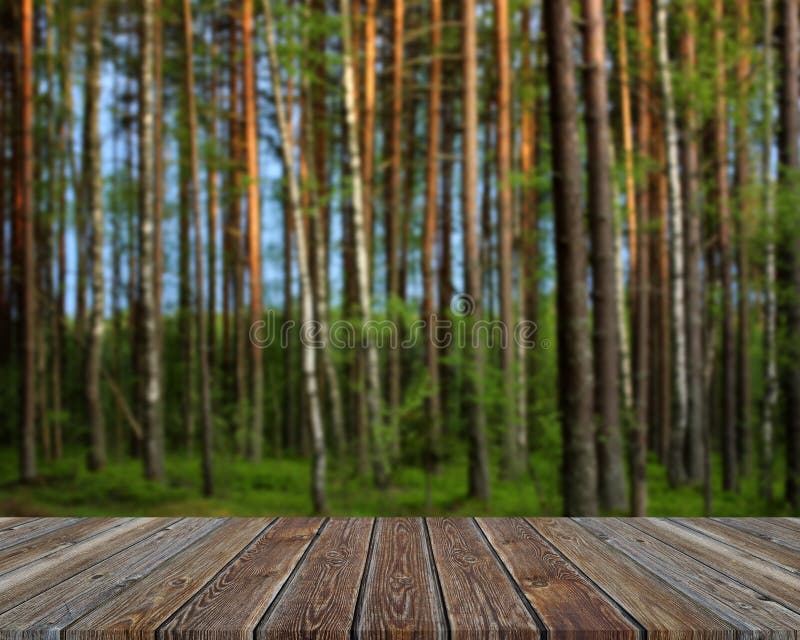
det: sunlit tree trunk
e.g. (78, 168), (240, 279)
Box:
(243, 0), (264, 462)
(545, 0), (597, 516)
(657, 0), (688, 487)
(85, 0), (106, 472)
(207, 20), (219, 370)
(183, 0), (214, 496)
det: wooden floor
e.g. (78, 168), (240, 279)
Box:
(0, 517), (798, 639)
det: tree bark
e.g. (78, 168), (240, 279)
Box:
(544, 0), (597, 516)
(85, 0), (106, 472)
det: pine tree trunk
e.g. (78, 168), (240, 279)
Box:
(657, 0), (689, 487)
(183, 0), (214, 497)
(262, 0), (328, 514)
(85, 0), (106, 472)
(544, 0), (597, 516)
(583, 0), (626, 511)
(207, 20), (219, 370)
(140, 0), (165, 482)
(463, 0), (490, 503)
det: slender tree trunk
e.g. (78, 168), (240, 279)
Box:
(154, 0), (164, 353)
(680, 0), (704, 484)
(19, 0), (37, 483)
(207, 20), (219, 369)
(422, 0), (443, 473)
(631, 0), (653, 516)
(495, 0), (520, 478)
(734, 0), (752, 477)
(341, 0), (389, 486)
(140, 0), (165, 482)
(179, 117), (195, 453)
(243, 0), (264, 462)
(761, 0), (777, 501)
(616, 0), (637, 279)
(544, 0), (597, 516)
(657, 0), (689, 487)
(583, 0), (626, 511)
(714, 0), (737, 492)
(262, 0), (328, 513)
(362, 0), (376, 281)
(184, 0), (214, 496)
(85, 0), (106, 472)
(778, 0), (800, 509)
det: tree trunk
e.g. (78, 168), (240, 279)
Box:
(262, 0), (328, 514)
(140, 0), (165, 482)
(544, 0), (597, 516)
(422, 0), (443, 473)
(19, 0), (37, 483)
(179, 117), (195, 453)
(362, 0), (377, 283)
(714, 0), (738, 492)
(340, 0), (390, 487)
(85, 0), (106, 472)
(616, 0), (637, 280)
(207, 19), (219, 370)
(657, 0), (689, 487)
(778, 0), (800, 509)
(243, 0), (264, 462)
(184, 0), (215, 497)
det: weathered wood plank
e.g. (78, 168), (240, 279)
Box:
(0, 518), (82, 552)
(673, 517), (800, 571)
(580, 518), (800, 639)
(356, 517), (446, 639)
(629, 518), (800, 615)
(0, 517), (176, 614)
(258, 518), (373, 640)
(65, 518), (272, 640)
(774, 518), (800, 535)
(158, 517), (323, 640)
(426, 518), (539, 638)
(0, 519), (37, 531)
(715, 518), (800, 553)
(0, 518), (130, 577)
(0, 518), (219, 640)
(529, 518), (734, 640)
(477, 517), (638, 640)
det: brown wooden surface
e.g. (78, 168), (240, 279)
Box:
(0, 517), (797, 640)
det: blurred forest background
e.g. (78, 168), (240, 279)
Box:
(0, 0), (799, 517)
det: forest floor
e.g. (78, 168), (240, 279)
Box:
(0, 448), (794, 516)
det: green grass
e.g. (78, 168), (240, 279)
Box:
(0, 447), (795, 516)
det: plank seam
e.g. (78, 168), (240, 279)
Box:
(350, 517), (377, 640)
(529, 519), (648, 640)
(254, 517), (329, 640)
(629, 518), (800, 617)
(473, 517), (548, 640)
(421, 518), (450, 640)
(0, 517), (184, 618)
(150, 517), (276, 640)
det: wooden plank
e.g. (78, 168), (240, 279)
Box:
(426, 518), (539, 638)
(0, 518), (82, 552)
(477, 517), (638, 640)
(0, 518), (219, 640)
(0, 518), (130, 577)
(0, 519), (37, 531)
(672, 518), (800, 571)
(629, 518), (800, 614)
(66, 518), (272, 640)
(529, 518), (734, 640)
(159, 517), (324, 640)
(356, 517), (446, 639)
(0, 517), (176, 614)
(258, 518), (373, 640)
(714, 518), (800, 553)
(580, 518), (800, 637)
(774, 518), (800, 535)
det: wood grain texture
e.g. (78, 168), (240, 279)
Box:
(0, 518), (219, 640)
(774, 518), (800, 534)
(477, 517), (638, 640)
(356, 518), (446, 639)
(65, 518), (272, 640)
(258, 518), (373, 640)
(0, 518), (82, 552)
(629, 518), (800, 614)
(715, 518), (800, 553)
(158, 517), (323, 640)
(529, 518), (735, 640)
(0, 518), (176, 614)
(579, 518), (800, 639)
(0, 518), (129, 577)
(672, 517), (800, 571)
(0, 519), (37, 531)
(427, 518), (539, 638)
